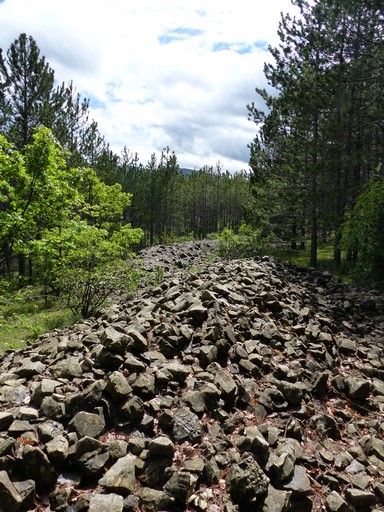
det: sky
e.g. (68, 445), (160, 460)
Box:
(0, 0), (300, 172)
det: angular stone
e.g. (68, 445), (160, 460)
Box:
(346, 377), (371, 401)
(371, 437), (384, 461)
(325, 491), (349, 512)
(0, 412), (14, 431)
(344, 488), (376, 507)
(283, 465), (311, 495)
(13, 480), (35, 510)
(126, 328), (148, 352)
(20, 445), (57, 488)
(30, 379), (62, 406)
(226, 453), (270, 506)
(105, 371), (133, 400)
(138, 487), (173, 512)
(120, 395), (145, 422)
(40, 396), (65, 420)
(69, 411), (105, 438)
(50, 487), (73, 510)
(45, 435), (69, 461)
(69, 437), (109, 477)
(214, 368), (238, 403)
(99, 453), (136, 494)
(16, 361), (46, 378)
(50, 358), (83, 379)
(164, 471), (198, 503)
(164, 362), (191, 383)
(337, 338), (357, 355)
(275, 380), (306, 405)
(89, 493), (124, 512)
(0, 470), (22, 510)
(101, 326), (130, 354)
(130, 372), (156, 398)
(266, 452), (295, 482)
(263, 485), (291, 512)
(65, 380), (105, 415)
(0, 385), (30, 404)
(183, 390), (206, 414)
(148, 436), (175, 458)
(173, 407), (203, 443)
(36, 420), (65, 443)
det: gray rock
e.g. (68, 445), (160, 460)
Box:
(89, 493), (124, 512)
(16, 360), (46, 378)
(325, 491), (349, 512)
(37, 420), (65, 443)
(371, 437), (384, 461)
(20, 445), (57, 488)
(346, 377), (372, 401)
(226, 453), (270, 506)
(138, 487), (173, 512)
(99, 453), (136, 494)
(0, 470), (22, 510)
(50, 358), (83, 379)
(275, 380), (307, 405)
(130, 372), (156, 398)
(183, 390), (206, 414)
(125, 328), (148, 352)
(101, 326), (130, 354)
(45, 435), (69, 461)
(173, 407), (203, 443)
(120, 395), (145, 422)
(69, 411), (105, 438)
(40, 395), (66, 420)
(0, 412), (14, 431)
(344, 488), (377, 507)
(50, 487), (73, 510)
(337, 338), (357, 355)
(263, 485), (291, 512)
(69, 437), (109, 477)
(214, 368), (238, 403)
(123, 494), (140, 512)
(266, 452), (296, 482)
(164, 471), (198, 503)
(105, 371), (133, 400)
(65, 380), (105, 415)
(13, 479), (35, 509)
(283, 465), (312, 495)
(148, 436), (175, 458)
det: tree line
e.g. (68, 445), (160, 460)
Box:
(0, 33), (251, 292)
(247, 0), (384, 286)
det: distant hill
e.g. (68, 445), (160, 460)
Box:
(179, 167), (195, 175)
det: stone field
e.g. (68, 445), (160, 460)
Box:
(0, 241), (383, 511)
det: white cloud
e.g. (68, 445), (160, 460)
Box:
(0, 0), (300, 171)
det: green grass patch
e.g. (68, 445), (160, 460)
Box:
(0, 286), (78, 353)
(270, 243), (352, 281)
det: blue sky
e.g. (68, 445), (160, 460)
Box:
(0, 0), (299, 172)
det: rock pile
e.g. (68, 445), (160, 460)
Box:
(0, 245), (383, 512)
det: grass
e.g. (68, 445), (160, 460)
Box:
(0, 286), (78, 353)
(270, 243), (352, 281)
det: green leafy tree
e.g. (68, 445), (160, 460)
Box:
(342, 174), (384, 289)
(0, 127), (79, 275)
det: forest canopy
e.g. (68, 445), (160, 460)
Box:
(1, 0), (384, 304)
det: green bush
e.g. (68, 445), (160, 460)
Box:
(218, 224), (271, 259)
(342, 176), (384, 289)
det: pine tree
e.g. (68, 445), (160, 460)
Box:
(248, 0), (384, 268)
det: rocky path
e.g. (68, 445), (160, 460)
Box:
(0, 242), (383, 511)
